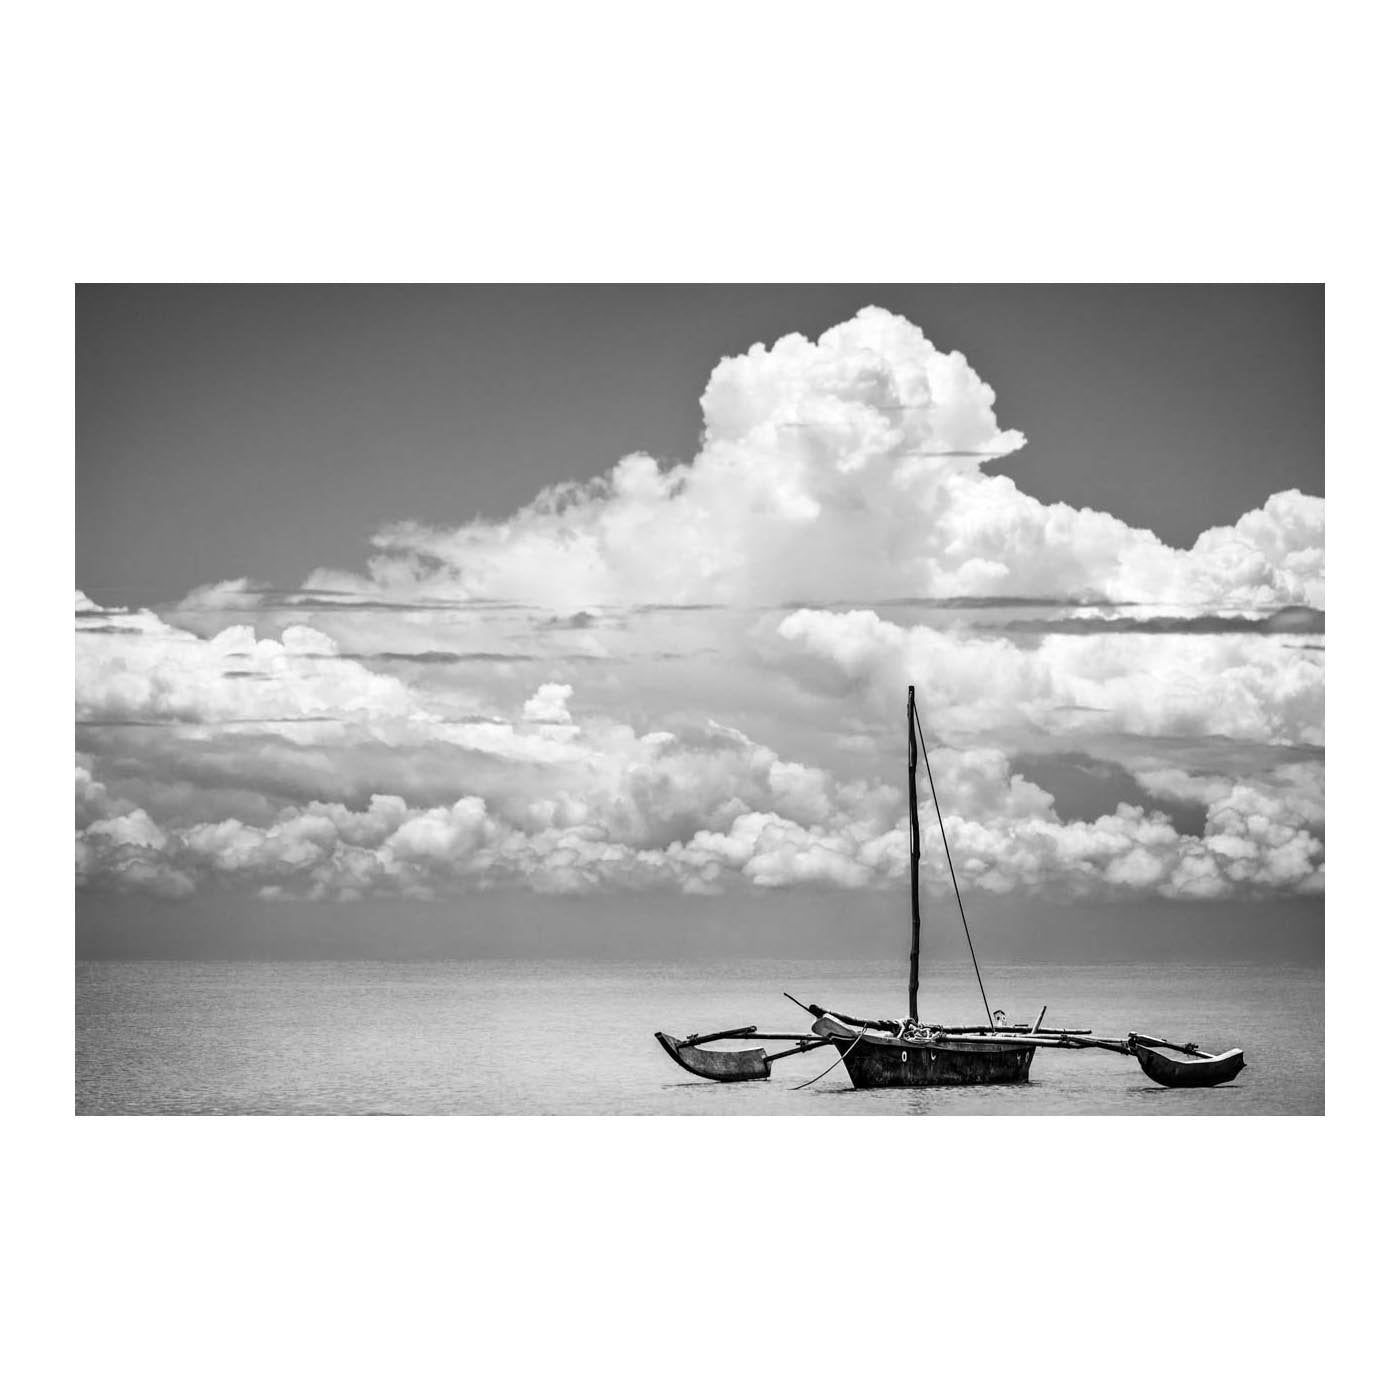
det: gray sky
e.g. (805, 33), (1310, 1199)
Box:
(76, 287), (1323, 962)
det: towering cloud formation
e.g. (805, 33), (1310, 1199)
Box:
(308, 307), (1323, 611)
(75, 308), (1324, 911)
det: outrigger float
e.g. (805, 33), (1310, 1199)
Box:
(656, 687), (1246, 1092)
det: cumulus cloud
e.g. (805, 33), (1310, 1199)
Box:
(77, 603), (425, 729)
(521, 682), (574, 724)
(300, 306), (1322, 612)
(772, 608), (1324, 747)
(75, 711), (1323, 903)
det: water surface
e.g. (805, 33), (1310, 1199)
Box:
(76, 959), (1323, 1115)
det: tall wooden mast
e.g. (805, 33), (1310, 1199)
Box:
(912, 683), (997, 1030)
(907, 685), (921, 1022)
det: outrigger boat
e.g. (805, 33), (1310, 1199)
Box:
(656, 686), (1246, 1092)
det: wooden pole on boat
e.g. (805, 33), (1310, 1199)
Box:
(908, 685), (921, 1023)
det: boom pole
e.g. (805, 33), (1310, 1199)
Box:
(908, 685), (921, 1022)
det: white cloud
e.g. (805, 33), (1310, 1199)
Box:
(773, 608), (1324, 746)
(75, 717), (1323, 902)
(301, 306), (1322, 612)
(521, 682), (574, 724)
(77, 605), (424, 728)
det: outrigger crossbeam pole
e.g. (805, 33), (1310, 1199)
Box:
(678, 1030), (829, 1045)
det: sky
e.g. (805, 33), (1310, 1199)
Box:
(75, 286), (1324, 963)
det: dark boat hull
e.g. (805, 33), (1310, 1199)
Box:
(838, 1037), (1035, 1088)
(655, 1031), (771, 1082)
(1132, 1042), (1245, 1088)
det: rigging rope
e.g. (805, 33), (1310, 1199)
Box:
(789, 1024), (867, 1090)
(912, 700), (994, 1029)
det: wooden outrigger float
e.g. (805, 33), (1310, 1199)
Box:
(655, 687), (1245, 1092)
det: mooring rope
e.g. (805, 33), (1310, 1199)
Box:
(912, 701), (994, 1029)
(789, 1024), (867, 1090)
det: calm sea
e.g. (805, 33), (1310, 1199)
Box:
(76, 959), (1323, 1115)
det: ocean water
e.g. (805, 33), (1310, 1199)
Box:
(76, 959), (1323, 1115)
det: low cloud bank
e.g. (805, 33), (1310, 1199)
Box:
(76, 678), (1324, 902)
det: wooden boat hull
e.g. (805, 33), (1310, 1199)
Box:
(837, 1036), (1035, 1088)
(1132, 1042), (1245, 1088)
(655, 1031), (771, 1082)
